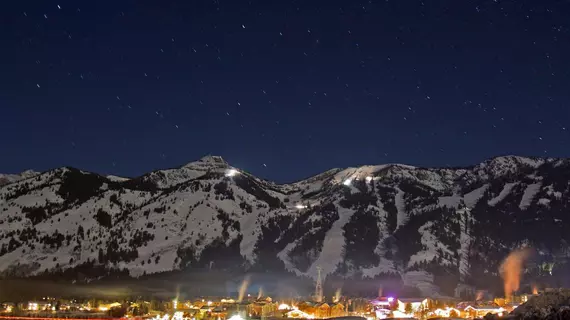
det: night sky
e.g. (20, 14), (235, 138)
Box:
(2, 0), (570, 183)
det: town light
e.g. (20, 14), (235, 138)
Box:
(387, 297), (394, 302)
(295, 204), (307, 210)
(343, 179), (352, 186)
(366, 176), (373, 183)
(278, 304), (291, 310)
(228, 315), (244, 320)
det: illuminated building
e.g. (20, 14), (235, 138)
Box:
(431, 307), (462, 318)
(286, 308), (314, 319)
(464, 305), (505, 318)
(396, 298), (430, 313)
(98, 302), (122, 312)
(297, 302), (347, 319)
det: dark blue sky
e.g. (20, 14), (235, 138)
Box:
(2, 0), (570, 183)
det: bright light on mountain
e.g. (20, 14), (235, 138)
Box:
(225, 169), (238, 177)
(343, 179), (352, 186)
(366, 176), (373, 183)
(295, 204), (307, 209)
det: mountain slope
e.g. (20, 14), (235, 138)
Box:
(0, 170), (40, 187)
(1, 155), (570, 297)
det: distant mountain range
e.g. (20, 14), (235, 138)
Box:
(0, 170), (41, 187)
(1, 155), (569, 297)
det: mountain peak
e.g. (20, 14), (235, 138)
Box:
(475, 155), (550, 178)
(181, 155), (229, 170)
(20, 169), (40, 178)
(198, 155), (227, 165)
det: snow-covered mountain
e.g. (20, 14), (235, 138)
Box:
(0, 170), (40, 187)
(1, 155), (570, 297)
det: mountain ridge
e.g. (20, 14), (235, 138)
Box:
(1, 155), (569, 297)
(0, 154), (557, 188)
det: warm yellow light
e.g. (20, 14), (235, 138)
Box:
(228, 315), (244, 320)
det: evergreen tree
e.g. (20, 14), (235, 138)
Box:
(404, 303), (413, 314)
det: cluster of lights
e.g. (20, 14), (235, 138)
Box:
(343, 176), (374, 186)
(278, 304), (291, 310)
(151, 313), (186, 320)
(152, 315), (171, 320)
(283, 307), (314, 319)
(228, 315), (244, 320)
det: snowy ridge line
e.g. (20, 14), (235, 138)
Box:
(0, 154), (569, 293)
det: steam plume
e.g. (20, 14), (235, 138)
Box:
(237, 276), (250, 303)
(334, 288), (342, 303)
(500, 248), (532, 299)
(257, 287), (263, 300)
